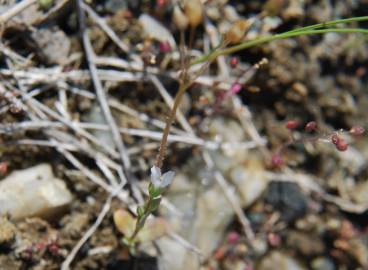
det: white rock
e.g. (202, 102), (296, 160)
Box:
(0, 164), (73, 220)
(194, 187), (234, 257)
(229, 158), (269, 208)
(223, 5), (240, 22)
(257, 251), (306, 270)
(157, 237), (200, 270)
(139, 14), (176, 49)
(159, 176), (234, 267)
(208, 117), (245, 143)
(337, 146), (366, 174)
(84, 102), (115, 150)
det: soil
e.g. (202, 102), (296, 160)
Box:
(0, 0), (367, 270)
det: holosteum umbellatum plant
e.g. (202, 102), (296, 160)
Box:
(126, 0), (368, 245)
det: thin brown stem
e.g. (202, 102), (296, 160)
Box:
(155, 39), (227, 169)
(154, 82), (189, 168)
(179, 30), (186, 71)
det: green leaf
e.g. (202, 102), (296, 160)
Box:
(147, 197), (161, 213)
(113, 209), (135, 236)
(137, 214), (148, 229)
(38, 0), (53, 9)
(148, 183), (162, 198)
(137, 206), (144, 217)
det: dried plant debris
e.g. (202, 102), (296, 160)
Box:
(0, 0), (367, 269)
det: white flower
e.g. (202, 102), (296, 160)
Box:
(150, 166), (175, 189)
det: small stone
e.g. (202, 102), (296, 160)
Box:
(257, 251), (306, 270)
(348, 239), (368, 266)
(0, 218), (16, 245)
(206, 6), (221, 21)
(30, 27), (70, 65)
(104, 0), (128, 12)
(252, 238), (268, 256)
(208, 117), (245, 143)
(0, 164), (73, 220)
(194, 188), (234, 257)
(353, 181), (368, 205)
(286, 230), (325, 256)
(223, 5), (240, 22)
(61, 213), (89, 238)
(158, 237), (200, 270)
(139, 14), (176, 50)
(311, 257), (335, 270)
(265, 181), (307, 222)
(292, 82), (308, 97)
(230, 158), (269, 208)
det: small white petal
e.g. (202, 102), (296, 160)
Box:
(161, 171), (175, 188)
(151, 166), (161, 182)
(151, 177), (161, 188)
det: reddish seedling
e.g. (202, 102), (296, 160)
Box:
(271, 122), (365, 168)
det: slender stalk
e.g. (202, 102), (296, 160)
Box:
(127, 196), (152, 245)
(222, 28), (368, 56)
(154, 81), (190, 168)
(192, 28), (368, 66)
(283, 16), (368, 34)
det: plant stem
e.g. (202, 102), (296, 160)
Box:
(283, 16), (368, 34)
(191, 28), (368, 66)
(128, 196), (153, 245)
(155, 81), (190, 168)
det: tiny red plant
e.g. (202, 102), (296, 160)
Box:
(305, 121), (317, 132)
(0, 162), (8, 175)
(349, 125), (365, 136)
(226, 231), (240, 244)
(156, 0), (167, 9)
(271, 153), (284, 168)
(267, 232), (281, 247)
(335, 139), (348, 151)
(229, 57), (239, 68)
(229, 82), (242, 95)
(331, 134), (340, 145)
(272, 121), (364, 168)
(285, 120), (299, 130)
(159, 41), (172, 54)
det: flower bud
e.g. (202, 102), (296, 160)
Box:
(349, 125), (365, 136)
(173, 5), (189, 30)
(336, 139), (348, 152)
(229, 82), (242, 94)
(229, 57), (238, 68)
(271, 153), (283, 168)
(184, 0), (203, 28)
(225, 20), (251, 44)
(285, 120), (299, 130)
(159, 41), (172, 53)
(226, 232), (240, 244)
(305, 121), (317, 132)
(331, 134), (340, 145)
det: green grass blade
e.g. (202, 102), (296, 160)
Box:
(191, 28), (368, 66)
(284, 16), (368, 34)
